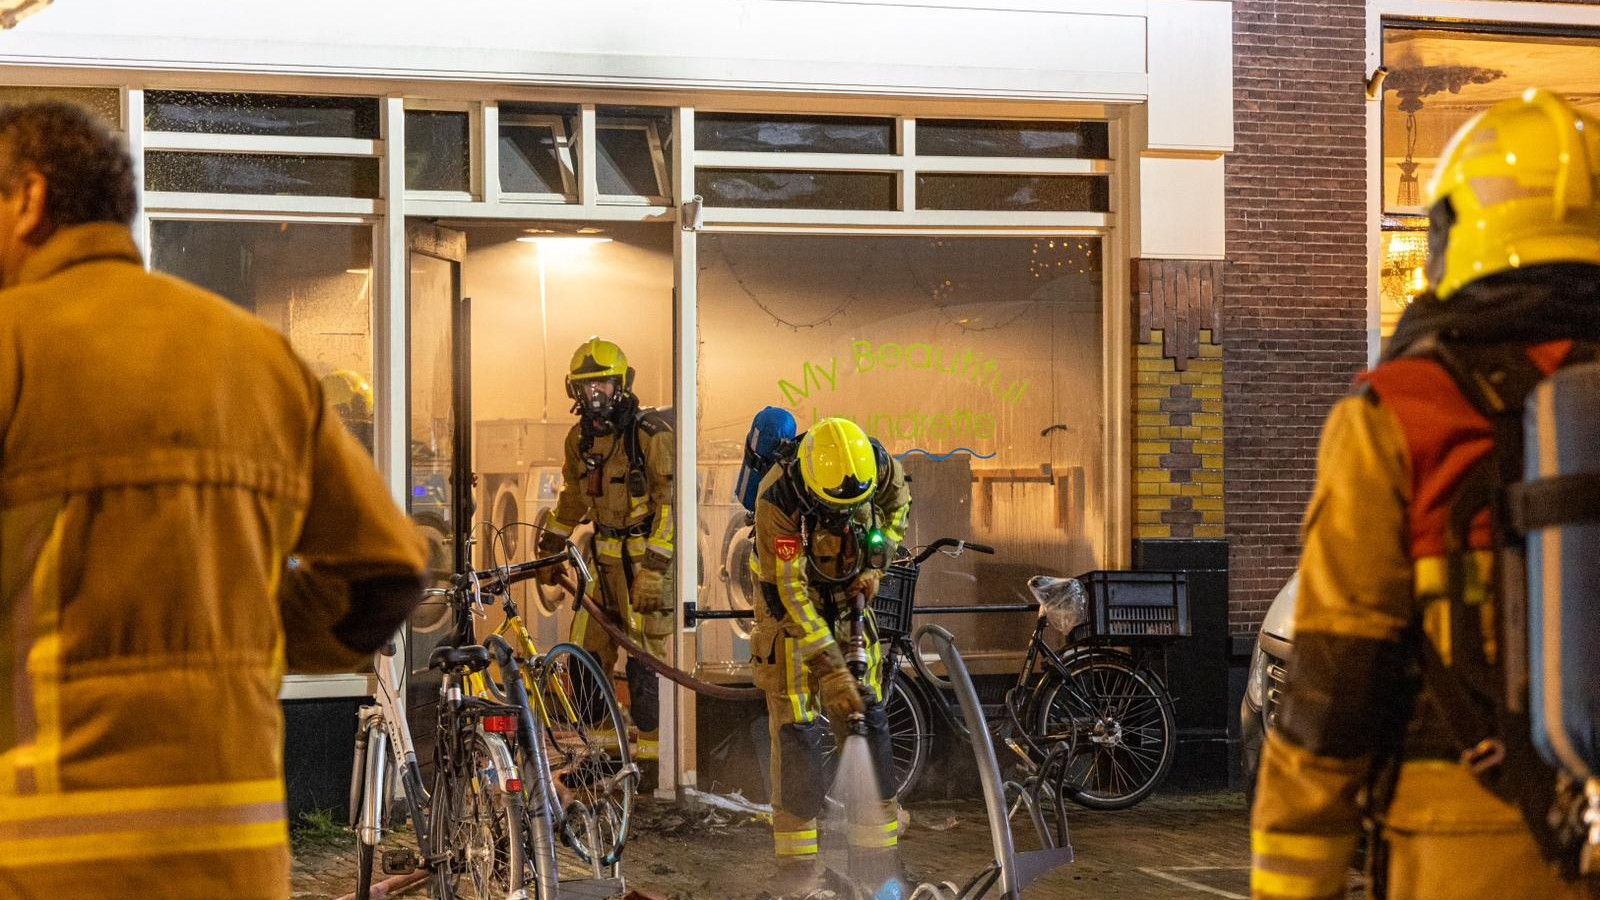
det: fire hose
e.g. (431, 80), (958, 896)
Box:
(557, 574), (764, 702)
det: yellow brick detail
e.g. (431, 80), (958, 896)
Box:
(1179, 370), (1220, 386)
(1199, 342), (1224, 359)
(1136, 496), (1171, 510)
(1155, 373), (1181, 385)
(1193, 524), (1225, 539)
(1136, 469), (1170, 483)
(1136, 510), (1164, 525)
(1187, 359), (1224, 375)
(1136, 426), (1163, 440)
(1136, 399), (1163, 414)
(1201, 509), (1226, 525)
(1135, 441), (1172, 456)
(1195, 498), (1225, 512)
(1200, 399), (1223, 415)
(1136, 413), (1168, 428)
(1196, 442), (1224, 457)
(1178, 483), (1204, 497)
(1200, 454), (1224, 471)
(1136, 455), (1163, 469)
(1191, 413), (1224, 428)
(1194, 470), (1223, 485)
(1136, 384), (1170, 400)
(1137, 358), (1176, 373)
(1158, 482), (1184, 496)
(1136, 343), (1165, 359)
(1192, 385), (1223, 401)
(1137, 524), (1173, 539)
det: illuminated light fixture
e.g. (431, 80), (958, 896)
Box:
(517, 235), (612, 247)
(0, 0), (51, 30)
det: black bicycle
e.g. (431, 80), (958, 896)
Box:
(859, 538), (1182, 811)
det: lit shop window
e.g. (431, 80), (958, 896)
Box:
(697, 233), (1105, 629)
(150, 221), (377, 454)
(1380, 27), (1600, 215)
(1379, 224), (1428, 339)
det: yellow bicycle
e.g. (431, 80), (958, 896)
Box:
(457, 540), (639, 879)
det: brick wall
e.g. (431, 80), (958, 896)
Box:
(1224, 0), (1369, 633)
(1134, 260), (1226, 540)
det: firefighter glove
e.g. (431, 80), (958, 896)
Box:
(632, 558), (668, 614)
(850, 567), (884, 602)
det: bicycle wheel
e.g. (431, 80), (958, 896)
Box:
(533, 642), (634, 870)
(1032, 651), (1176, 810)
(433, 733), (524, 899)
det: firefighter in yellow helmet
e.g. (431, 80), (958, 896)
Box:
(321, 369), (375, 453)
(751, 417), (912, 897)
(1251, 90), (1600, 899)
(536, 338), (674, 759)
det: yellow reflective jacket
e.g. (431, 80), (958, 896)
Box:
(0, 225), (426, 900)
(752, 453), (911, 662)
(547, 408), (675, 560)
(1251, 387), (1598, 900)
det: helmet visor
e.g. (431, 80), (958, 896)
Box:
(815, 473), (873, 507)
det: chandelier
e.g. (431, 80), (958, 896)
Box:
(0, 0), (50, 29)
(1384, 64), (1505, 206)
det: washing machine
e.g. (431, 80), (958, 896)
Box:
(696, 461), (757, 676)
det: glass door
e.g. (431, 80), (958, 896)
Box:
(404, 223), (470, 756)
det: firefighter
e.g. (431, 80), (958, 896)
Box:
(751, 416), (912, 897)
(1251, 90), (1600, 899)
(0, 103), (425, 900)
(322, 368), (375, 452)
(537, 337), (674, 759)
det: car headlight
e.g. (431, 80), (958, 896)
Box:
(1246, 643), (1269, 709)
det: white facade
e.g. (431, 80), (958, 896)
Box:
(0, 0), (1235, 794)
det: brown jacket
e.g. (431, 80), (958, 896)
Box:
(0, 225), (425, 900)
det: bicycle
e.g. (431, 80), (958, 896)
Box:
(348, 540), (632, 899)
(461, 526), (639, 880)
(856, 538), (1182, 811)
(348, 619), (541, 900)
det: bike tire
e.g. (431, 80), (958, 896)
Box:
(1031, 651), (1176, 811)
(534, 642), (635, 871)
(354, 840), (376, 900)
(445, 734), (527, 899)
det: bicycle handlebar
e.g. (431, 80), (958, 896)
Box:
(455, 540), (592, 605)
(911, 537), (996, 566)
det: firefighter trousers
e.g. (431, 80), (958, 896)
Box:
(569, 531), (674, 734)
(750, 611), (900, 879)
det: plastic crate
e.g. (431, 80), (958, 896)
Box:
(1078, 570), (1190, 640)
(869, 563), (919, 640)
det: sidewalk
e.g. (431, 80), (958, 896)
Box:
(292, 791), (1361, 899)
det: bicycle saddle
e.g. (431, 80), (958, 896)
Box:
(428, 644), (490, 675)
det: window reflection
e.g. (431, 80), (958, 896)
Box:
(149, 220), (376, 453)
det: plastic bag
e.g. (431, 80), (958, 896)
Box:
(1028, 575), (1087, 635)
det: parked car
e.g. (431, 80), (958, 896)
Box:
(1241, 573), (1298, 798)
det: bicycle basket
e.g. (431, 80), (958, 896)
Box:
(868, 563), (919, 640)
(1028, 575), (1088, 635)
(1079, 570), (1190, 640)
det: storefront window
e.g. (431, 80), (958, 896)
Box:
(144, 90), (380, 139)
(145, 151), (380, 197)
(149, 220), (376, 453)
(499, 103), (577, 199)
(1381, 27), (1600, 215)
(405, 109), (472, 193)
(917, 119), (1109, 159)
(697, 169), (897, 210)
(597, 106), (672, 200)
(696, 113), (896, 154)
(697, 233), (1104, 655)
(0, 86), (120, 129)
(1379, 225), (1428, 339)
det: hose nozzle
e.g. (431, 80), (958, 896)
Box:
(846, 711), (869, 737)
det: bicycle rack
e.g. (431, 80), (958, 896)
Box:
(910, 625), (1075, 900)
